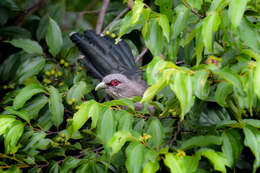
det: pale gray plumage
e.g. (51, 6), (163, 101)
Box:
(70, 30), (154, 114)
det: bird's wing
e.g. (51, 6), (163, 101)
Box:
(70, 30), (139, 79)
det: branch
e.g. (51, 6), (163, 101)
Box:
(180, 0), (204, 19)
(96, 0), (110, 33)
(78, 9), (100, 16)
(15, 0), (45, 26)
(102, 7), (129, 34)
(135, 48), (149, 63)
(169, 122), (182, 147)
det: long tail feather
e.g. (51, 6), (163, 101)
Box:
(70, 30), (139, 79)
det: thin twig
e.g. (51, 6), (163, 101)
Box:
(181, 0), (204, 19)
(203, 0), (207, 17)
(176, 60), (185, 65)
(79, 9), (100, 15)
(102, 7), (129, 34)
(15, 0), (45, 26)
(169, 122), (182, 147)
(96, 0), (110, 33)
(135, 48), (149, 63)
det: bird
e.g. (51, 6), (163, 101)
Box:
(69, 30), (154, 113)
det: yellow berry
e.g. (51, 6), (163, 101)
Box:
(45, 71), (51, 76)
(51, 70), (55, 75)
(60, 59), (65, 64)
(110, 33), (116, 38)
(105, 31), (110, 35)
(68, 100), (73, 105)
(64, 62), (69, 67)
(43, 79), (50, 83)
(3, 85), (8, 89)
(9, 85), (14, 89)
(58, 71), (62, 76)
(58, 82), (64, 87)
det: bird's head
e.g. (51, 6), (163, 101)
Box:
(95, 73), (146, 99)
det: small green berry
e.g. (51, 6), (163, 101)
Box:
(58, 71), (63, 76)
(60, 59), (65, 64)
(64, 62), (69, 67)
(3, 85), (8, 89)
(51, 70), (55, 75)
(45, 71), (51, 76)
(58, 82), (64, 87)
(110, 33), (116, 38)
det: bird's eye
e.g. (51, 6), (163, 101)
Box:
(109, 79), (121, 86)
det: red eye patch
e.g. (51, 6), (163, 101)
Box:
(109, 79), (121, 86)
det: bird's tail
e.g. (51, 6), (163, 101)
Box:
(70, 30), (139, 79)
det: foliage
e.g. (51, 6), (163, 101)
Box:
(0, 0), (260, 172)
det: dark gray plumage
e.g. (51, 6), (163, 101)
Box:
(70, 30), (153, 113)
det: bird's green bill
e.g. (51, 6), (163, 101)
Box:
(95, 82), (106, 91)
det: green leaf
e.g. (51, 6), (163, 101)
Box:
(254, 61), (260, 99)
(117, 111), (134, 131)
(22, 131), (46, 152)
(13, 84), (45, 109)
(155, 0), (173, 20)
(194, 70), (210, 100)
(180, 135), (223, 150)
(171, 4), (190, 40)
(23, 95), (48, 120)
(242, 119), (260, 128)
(15, 55), (45, 84)
(49, 86), (64, 128)
(126, 142), (145, 173)
(37, 108), (52, 131)
(183, 155), (200, 173)
(104, 98), (135, 111)
(61, 156), (82, 173)
(239, 19), (260, 53)
(157, 14), (170, 42)
(202, 11), (221, 52)
(209, 0), (228, 11)
(131, 0), (145, 24)
(108, 131), (131, 155)
(215, 68), (244, 95)
(229, 0), (249, 27)
(4, 120), (24, 154)
(170, 70), (194, 121)
(146, 117), (165, 148)
(46, 17), (63, 56)
(143, 161), (159, 173)
(0, 115), (16, 135)
(215, 82), (233, 107)
(72, 100), (100, 132)
(146, 56), (167, 85)
(197, 149), (228, 173)
(6, 39), (43, 54)
(66, 81), (88, 104)
(143, 19), (163, 56)
(187, 0), (203, 10)
(5, 106), (30, 123)
(164, 153), (186, 173)
(222, 129), (243, 167)
(141, 79), (167, 103)
(243, 125), (260, 173)
(97, 109), (116, 149)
